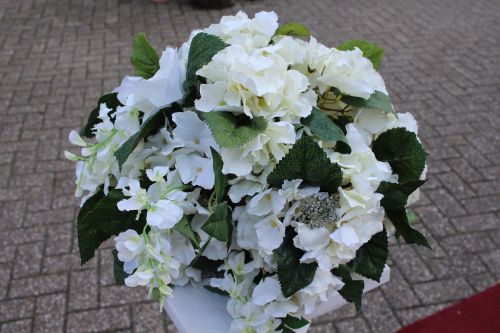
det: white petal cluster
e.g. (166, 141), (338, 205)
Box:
(67, 10), (428, 332)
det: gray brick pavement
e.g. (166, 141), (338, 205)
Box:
(0, 0), (499, 332)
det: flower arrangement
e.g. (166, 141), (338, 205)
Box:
(68, 11), (429, 333)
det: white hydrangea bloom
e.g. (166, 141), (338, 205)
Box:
(68, 10), (428, 329)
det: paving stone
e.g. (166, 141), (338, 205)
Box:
(465, 272), (497, 292)
(413, 278), (474, 304)
(463, 195), (500, 214)
(396, 303), (452, 326)
(426, 253), (489, 280)
(33, 293), (66, 333)
(100, 285), (151, 308)
(9, 273), (68, 298)
(426, 189), (466, 217)
(66, 306), (131, 333)
(390, 245), (434, 283)
(335, 317), (371, 333)
(414, 206), (455, 237)
(440, 233), (496, 256)
(69, 270), (98, 311)
(480, 249), (500, 278)
(45, 223), (73, 255)
(361, 290), (401, 333)
(0, 298), (35, 322)
(132, 302), (167, 333)
(381, 267), (421, 309)
(13, 242), (44, 278)
(0, 319), (32, 333)
(451, 213), (499, 233)
(308, 323), (337, 333)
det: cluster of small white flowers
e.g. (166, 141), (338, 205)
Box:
(68, 11), (428, 333)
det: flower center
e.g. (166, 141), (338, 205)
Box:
(300, 193), (340, 229)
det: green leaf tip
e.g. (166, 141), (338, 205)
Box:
(131, 33), (160, 79)
(275, 22), (310, 38)
(338, 39), (384, 69)
(203, 112), (268, 148)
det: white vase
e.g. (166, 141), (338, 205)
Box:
(165, 266), (390, 333)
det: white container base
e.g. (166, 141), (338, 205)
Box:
(165, 266), (390, 333)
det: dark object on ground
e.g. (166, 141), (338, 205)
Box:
(397, 283), (500, 333)
(191, 0), (233, 9)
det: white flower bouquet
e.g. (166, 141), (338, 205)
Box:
(68, 11), (430, 333)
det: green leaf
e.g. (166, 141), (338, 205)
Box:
(331, 264), (365, 311)
(302, 107), (348, 144)
(203, 112), (268, 148)
(201, 202), (233, 243)
(338, 39), (384, 69)
(173, 216), (200, 248)
(372, 128), (427, 183)
(377, 181), (430, 248)
(348, 231), (388, 282)
(275, 22), (310, 38)
(183, 33), (228, 104)
(77, 189), (146, 265)
(211, 148), (227, 203)
(342, 90), (395, 114)
(407, 209), (419, 224)
(387, 208), (430, 248)
(283, 315), (310, 329)
(80, 93), (122, 138)
(115, 105), (179, 170)
(378, 180), (426, 209)
(151, 287), (162, 301)
(267, 135), (343, 193)
(131, 33), (160, 79)
(274, 228), (317, 298)
(112, 249), (129, 285)
(191, 256), (224, 276)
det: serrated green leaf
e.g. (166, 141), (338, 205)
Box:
(302, 107), (348, 144)
(202, 112), (268, 148)
(387, 208), (430, 248)
(378, 180), (426, 209)
(131, 33), (160, 79)
(77, 189), (146, 265)
(211, 147), (227, 203)
(201, 201), (232, 243)
(283, 315), (310, 329)
(173, 216), (200, 248)
(115, 105), (180, 170)
(372, 128), (427, 183)
(348, 231), (388, 282)
(184, 33), (228, 105)
(267, 135), (343, 193)
(80, 93), (122, 138)
(112, 249), (129, 285)
(274, 228), (317, 298)
(338, 39), (384, 69)
(331, 264), (365, 311)
(342, 90), (395, 114)
(275, 22), (310, 38)
(377, 181), (430, 248)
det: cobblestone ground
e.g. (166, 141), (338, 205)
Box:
(0, 0), (499, 332)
